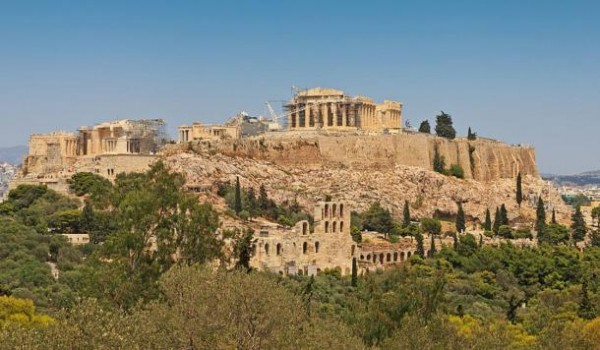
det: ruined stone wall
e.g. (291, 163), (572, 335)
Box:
(212, 133), (538, 181)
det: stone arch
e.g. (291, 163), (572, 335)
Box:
(400, 251), (405, 261)
(366, 254), (371, 261)
(360, 254), (365, 260)
(340, 204), (344, 217)
(264, 243), (269, 255)
(393, 252), (398, 261)
(387, 253), (391, 262)
(339, 221), (344, 233)
(325, 204), (329, 218)
(379, 253), (384, 264)
(407, 251), (412, 258)
(372, 254), (377, 263)
(332, 204), (337, 217)
(302, 222), (308, 235)
(276, 243), (282, 256)
(325, 221), (329, 233)
(303, 242), (308, 254)
(315, 241), (320, 253)
(332, 221), (337, 233)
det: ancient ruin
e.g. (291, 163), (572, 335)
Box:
(285, 87), (402, 133)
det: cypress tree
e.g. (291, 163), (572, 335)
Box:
(493, 207), (501, 234)
(479, 234), (483, 247)
(402, 200), (411, 228)
(234, 176), (242, 214)
(484, 208), (492, 231)
(551, 208), (557, 224)
(456, 202), (466, 233)
(516, 172), (523, 207)
(452, 232), (458, 250)
(500, 204), (509, 225)
(416, 232), (425, 258)
(578, 280), (595, 320)
(571, 205), (587, 242)
(430, 234), (437, 257)
(351, 257), (358, 287)
(467, 127), (477, 140)
(535, 197), (546, 233)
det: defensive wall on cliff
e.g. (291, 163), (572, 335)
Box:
(209, 132), (537, 182)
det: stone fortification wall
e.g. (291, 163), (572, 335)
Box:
(211, 133), (537, 181)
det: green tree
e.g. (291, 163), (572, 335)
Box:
(536, 197), (546, 234)
(551, 208), (557, 224)
(578, 280), (595, 320)
(590, 229), (600, 247)
(418, 120), (431, 133)
(351, 226), (362, 243)
(434, 111), (456, 139)
(493, 207), (501, 234)
(233, 228), (254, 272)
(571, 205), (587, 242)
(421, 218), (442, 235)
(351, 257), (358, 287)
(433, 146), (446, 174)
(484, 208), (492, 231)
(592, 206), (600, 227)
(516, 172), (523, 207)
(449, 164), (464, 179)
(429, 235), (437, 257)
(362, 202), (394, 234)
(500, 204), (509, 225)
(416, 232), (425, 258)
(498, 225), (513, 239)
(234, 176), (242, 215)
(246, 187), (259, 218)
(467, 127), (477, 140)
(456, 234), (478, 256)
(402, 200), (411, 228)
(456, 202), (466, 233)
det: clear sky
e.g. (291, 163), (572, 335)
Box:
(1, 0), (598, 174)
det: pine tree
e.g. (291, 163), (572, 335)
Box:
(571, 205), (587, 242)
(493, 207), (501, 234)
(234, 176), (242, 215)
(434, 111), (456, 139)
(456, 202), (466, 233)
(590, 230), (600, 247)
(484, 208), (492, 231)
(418, 120), (431, 133)
(416, 232), (425, 258)
(351, 257), (358, 287)
(516, 173), (523, 207)
(429, 234), (437, 257)
(500, 204), (509, 225)
(578, 280), (595, 320)
(551, 208), (557, 224)
(402, 200), (411, 228)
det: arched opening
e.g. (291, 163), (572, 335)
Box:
(302, 222), (308, 235)
(264, 243), (269, 255)
(332, 204), (337, 217)
(407, 251), (412, 258)
(276, 243), (282, 256)
(386, 253), (391, 262)
(360, 254), (365, 260)
(315, 241), (320, 253)
(325, 221), (329, 233)
(339, 221), (344, 233)
(400, 252), (405, 261)
(379, 253), (384, 264)
(366, 254), (371, 261)
(393, 252), (398, 261)
(332, 221), (337, 233)
(340, 204), (344, 216)
(303, 242), (308, 254)
(324, 204), (329, 218)
(372, 254), (377, 263)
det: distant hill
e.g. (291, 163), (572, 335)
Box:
(0, 146), (27, 165)
(542, 170), (600, 187)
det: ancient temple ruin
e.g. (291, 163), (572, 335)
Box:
(285, 88), (402, 133)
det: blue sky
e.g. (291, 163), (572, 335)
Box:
(1, 0), (598, 174)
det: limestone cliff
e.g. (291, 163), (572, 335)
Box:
(165, 148), (568, 225)
(210, 133), (537, 182)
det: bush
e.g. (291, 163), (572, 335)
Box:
(449, 164), (464, 179)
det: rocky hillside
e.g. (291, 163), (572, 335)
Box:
(165, 144), (569, 225)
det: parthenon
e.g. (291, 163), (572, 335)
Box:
(285, 88), (402, 132)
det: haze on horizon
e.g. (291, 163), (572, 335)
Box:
(0, 0), (598, 175)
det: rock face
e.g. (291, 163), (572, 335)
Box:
(165, 145), (568, 225)
(210, 133), (537, 182)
